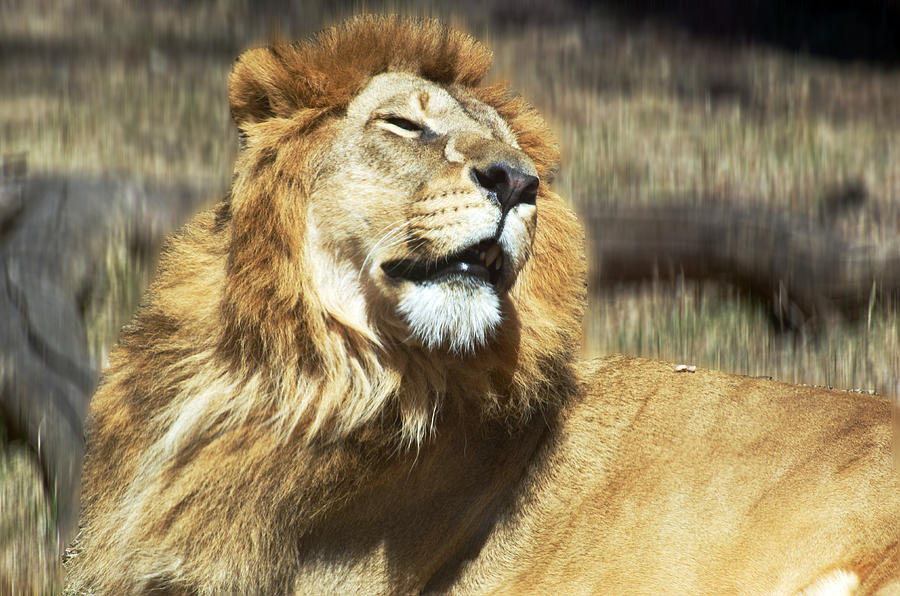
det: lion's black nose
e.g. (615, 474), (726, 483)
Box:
(473, 163), (539, 212)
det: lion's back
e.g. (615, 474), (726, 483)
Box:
(466, 355), (899, 594)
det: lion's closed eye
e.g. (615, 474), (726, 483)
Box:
(376, 115), (428, 137)
(383, 116), (422, 131)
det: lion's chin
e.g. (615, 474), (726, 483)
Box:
(396, 278), (502, 354)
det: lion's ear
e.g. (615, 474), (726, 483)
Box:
(229, 47), (299, 127)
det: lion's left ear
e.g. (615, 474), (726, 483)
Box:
(229, 47), (300, 127)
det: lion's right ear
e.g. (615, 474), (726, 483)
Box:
(229, 47), (299, 128)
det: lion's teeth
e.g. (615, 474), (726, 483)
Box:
(484, 244), (502, 269)
(479, 251), (486, 262)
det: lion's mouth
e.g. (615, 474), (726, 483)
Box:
(381, 239), (505, 287)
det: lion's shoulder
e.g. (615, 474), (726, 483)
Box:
(569, 354), (893, 476)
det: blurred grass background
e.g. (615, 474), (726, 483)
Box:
(2, 0), (899, 590)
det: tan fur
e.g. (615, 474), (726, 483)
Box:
(68, 17), (899, 595)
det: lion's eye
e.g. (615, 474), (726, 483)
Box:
(374, 114), (438, 141)
(383, 116), (423, 132)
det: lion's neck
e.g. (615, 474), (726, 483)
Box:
(286, 404), (554, 593)
(217, 280), (576, 451)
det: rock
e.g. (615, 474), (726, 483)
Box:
(0, 161), (207, 547)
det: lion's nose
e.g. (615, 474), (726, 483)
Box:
(472, 163), (539, 213)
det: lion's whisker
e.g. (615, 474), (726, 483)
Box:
(358, 221), (409, 283)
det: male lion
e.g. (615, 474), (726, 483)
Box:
(69, 16), (898, 595)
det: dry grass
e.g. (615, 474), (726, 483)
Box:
(487, 22), (900, 395)
(2, 0), (899, 590)
(0, 427), (59, 594)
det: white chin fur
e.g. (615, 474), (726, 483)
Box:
(397, 279), (502, 354)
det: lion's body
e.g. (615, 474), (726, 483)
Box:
(69, 17), (899, 595)
(465, 358), (899, 595)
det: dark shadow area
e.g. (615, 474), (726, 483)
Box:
(604, 0), (900, 66)
(0, 34), (241, 65)
(6, 1), (899, 67)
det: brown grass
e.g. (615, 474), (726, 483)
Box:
(0, 428), (59, 594)
(487, 22), (900, 396)
(2, 0), (898, 590)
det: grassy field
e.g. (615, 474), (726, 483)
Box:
(488, 24), (900, 394)
(2, 0), (899, 590)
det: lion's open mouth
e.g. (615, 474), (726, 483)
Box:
(381, 239), (505, 287)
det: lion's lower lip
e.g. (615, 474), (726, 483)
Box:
(381, 240), (503, 287)
(430, 261), (492, 283)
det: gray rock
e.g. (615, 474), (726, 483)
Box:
(0, 162), (207, 547)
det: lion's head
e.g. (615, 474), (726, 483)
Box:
(220, 16), (586, 445)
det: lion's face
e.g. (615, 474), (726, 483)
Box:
(306, 72), (540, 353)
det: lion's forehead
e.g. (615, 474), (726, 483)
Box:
(347, 72), (516, 144)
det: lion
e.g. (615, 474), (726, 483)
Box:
(68, 16), (899, 595)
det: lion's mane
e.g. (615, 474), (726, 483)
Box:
(69, 16), (585, 592)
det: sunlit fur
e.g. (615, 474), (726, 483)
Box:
(800, 569), (859, 596)
(69, 16), (899, 595)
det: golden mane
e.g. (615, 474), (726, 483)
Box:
(216, 15), (581, 448)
